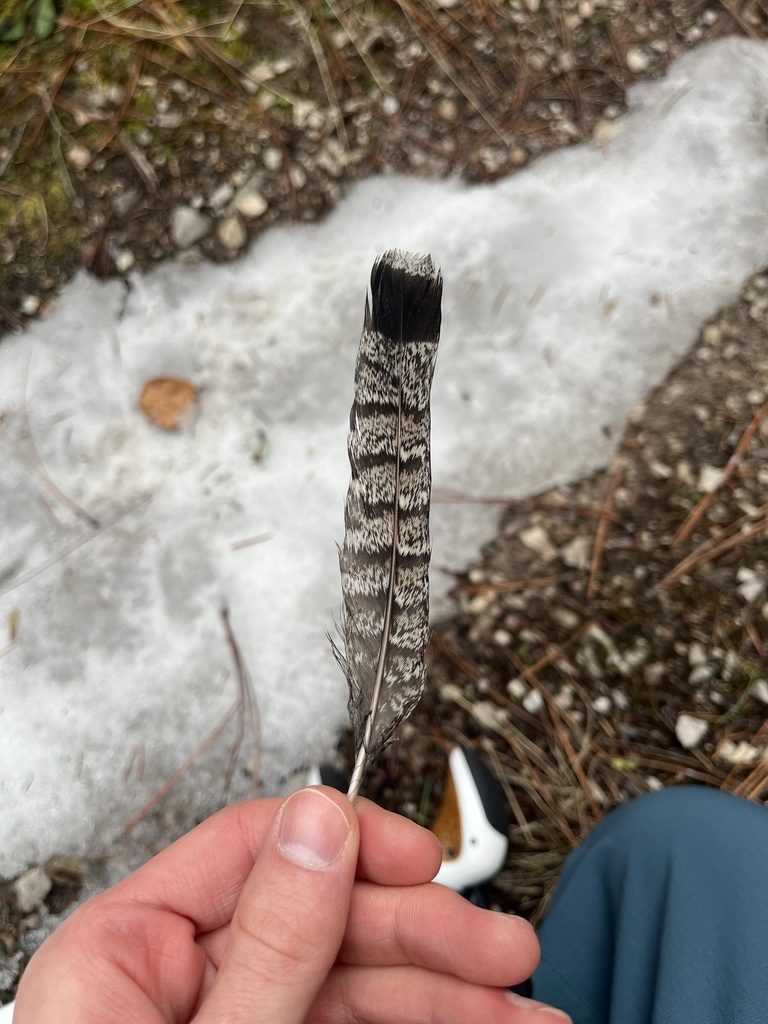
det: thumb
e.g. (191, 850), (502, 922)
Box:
(196, 787), (358, 1024)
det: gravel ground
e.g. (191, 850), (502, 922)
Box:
(1, 0), (767, 1004)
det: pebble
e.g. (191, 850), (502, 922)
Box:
(217, 214), (247, 251)
(718, 739), (760, 765)
(560, 535), (591, 570)
(675, 713), (709, 750)
(551, 607), (580, 630)
(522, 689), (544, 714)
(754, 679), (768, 704)
(14, 866), (52, 913)
(612, 688), (629, 711)
(592, 695), (612, 714)
(67, 144), (91, 170)
(520, 525), (557, 561)
(263, 146), (283, 171)
(208, 181), (235, 210)
(20, 294), (40, 315)
(697, 464), (724, 492)
(688, 642), (707, 666)
(507, 678), (527, 700)
(437, 98), (458, 120)
(736, 567), (765, 604)
(492, 628), (512, 647)
(554, 685), (574, 710)
(113, 249), (134, 273)
(234, 180), (268, 220)
(688, 664), (713, 685)
(170, 206), (211, 248)
(626, 48), (650, 73)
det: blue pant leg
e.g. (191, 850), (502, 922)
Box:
(530, 786), (768, 1024)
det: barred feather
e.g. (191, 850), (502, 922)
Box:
(338, 250), (442, 802)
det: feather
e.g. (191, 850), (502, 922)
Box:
(337, 250), (442, 802)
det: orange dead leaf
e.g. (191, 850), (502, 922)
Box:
(139, 377), (197, 430)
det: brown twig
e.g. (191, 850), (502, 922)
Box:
(587, 468), (622, 600)
(671, 400), (768, 547)
(659, 514), (768, 590)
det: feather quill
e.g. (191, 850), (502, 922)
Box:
(337, 250), (442, 802)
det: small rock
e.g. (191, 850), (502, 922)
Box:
(551, 607), (580, 631)
(471, 701), (504, 729)
(554, 685), (574, 710)
(592, 695), (612, 714)
(718, 739), (760, 765)
(208, 181), (235, 210)
(701, 323), (721, 345)
(289, 164), (307, 190)
(688, 664), (713, 685)
(688, 642), (707, 666)
(437, 98), (458, 120)
(113, 187), (139, 219)
(520, 525), (557, 561)
(507, 678), (527, 700)
(646, 776), (664, 792)
(113, 249), (134, 273)
(675, 461), (694, 488)
(611, 688), (629, 710)
(492, 628), (512, 647)
(560, 535), (591, 570)
(217, 215), (247, 251)
(170, 206), (211, 248)
(522, 689), (544, 714)
(14, 866), (52, 913)
(577, 0), (593, 16)
(736, 567), (765, 604)
(263, 146), (283, 171)
(697, 464), (724, 493)
(67, 144), (91, 170)
(234, 180), (268, 220)
(626, 48), (650, 73)
(20, 294), (40, 315)
(675, 713), (709, 750)
(753, 679), (768, 704)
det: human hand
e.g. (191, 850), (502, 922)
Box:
(14, 787), (568, 1023)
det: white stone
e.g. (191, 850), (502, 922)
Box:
(675, 714), (709, 749)
(20, 295), (40, 315)
(234, 181), (268, 220)
(688, 642), (707, 666)
(113, 249), (134, 273)
(736, 567), (765, 603)
(627, 48), (651, 73)
(67, 145), (91, 170)
(688, 664), (713, 685)
(520, 525), (557, 561)
(754, 679), (768, 704)
(13, 866), (52, 913)
(263, 147), (282, 171)
(523, 689), (544, 714)
(492, 628), (512, 647)
(217, 215), (247, 251)
(554, 684), (574, 710)
(592, 695), (612, 713)
(208, 182), (235, 210)
(697, 464), (724, 492)
(718, 739), (760, 764)
(170, 206), (211, 248)
(560, 535), (591, 570)
(507, 678), (527, 700)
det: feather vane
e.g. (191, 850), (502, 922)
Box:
(338, 250), (442, 802)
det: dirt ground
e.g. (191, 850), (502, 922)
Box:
(1, 0), (767, 1004)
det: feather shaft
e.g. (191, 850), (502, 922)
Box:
(337, 250), (442, 802)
